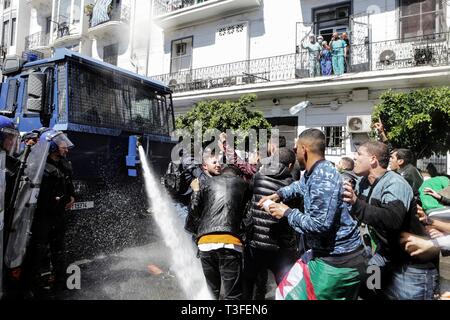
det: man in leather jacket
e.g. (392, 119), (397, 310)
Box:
(185, 164), (250, 300)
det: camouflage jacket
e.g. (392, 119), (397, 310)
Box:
(277, 159), (362, 256)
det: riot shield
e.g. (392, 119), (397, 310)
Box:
(0, 151), (6, 298)
(4, 140), (49, 268)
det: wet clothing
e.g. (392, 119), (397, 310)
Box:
(186, 172), (250, 300)
(278, 160), (362, 256)
(185, 172), (250, 240)
(199, 248), (242, 300)
(26, 157), (75, 293)
(397, 164), (423, 198)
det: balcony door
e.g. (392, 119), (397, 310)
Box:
(170, 37), (193, 73)
(313, 2), (351, 43)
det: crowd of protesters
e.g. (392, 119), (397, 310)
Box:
(171, 122), (450, 300)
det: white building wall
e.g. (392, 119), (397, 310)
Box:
(148, 0), (421, 76)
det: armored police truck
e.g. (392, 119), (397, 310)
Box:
(0, 48), (175, 261)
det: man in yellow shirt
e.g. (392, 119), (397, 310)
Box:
(186, 164), (250, 300)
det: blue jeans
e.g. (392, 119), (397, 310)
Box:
(383, 265), (439, 300)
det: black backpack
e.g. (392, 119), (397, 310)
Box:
(164, 161), (185, 194)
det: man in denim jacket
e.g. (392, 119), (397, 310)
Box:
(343, 141), (439, 300)
(259, 129), (366, 300)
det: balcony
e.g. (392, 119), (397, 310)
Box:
(25, 31), (50, 51)
(26, 0), (52, 12)
(151, 33), (450, 94)
(87, 1), (131, 38)
(153, 0), (261, 29)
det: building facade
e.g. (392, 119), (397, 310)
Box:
(1, 0), (449, 172)
(0, 0), (146, 72)
(149, 0), (450, 173)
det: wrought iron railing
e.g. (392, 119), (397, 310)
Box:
(153, 0), (209, 16)
(151, 32), (450, 93)
(25, 31), (50, 50)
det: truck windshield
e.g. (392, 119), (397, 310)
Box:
(67, 60), (171, 136)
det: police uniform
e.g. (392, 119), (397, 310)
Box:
(26, 156), (75, 295)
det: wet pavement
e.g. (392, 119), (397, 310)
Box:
(57, 243), (449, 300)
(63, 241), (186, 300)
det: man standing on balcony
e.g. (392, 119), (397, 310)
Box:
(342, 32), (350, 73)
(302, 35), (322, 78)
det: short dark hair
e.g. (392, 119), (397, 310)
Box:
(298, 129), (325, 156)
(222, 165), (242, 176)
(426, 163), (439, 177)
(362, 141), (390, 169)
(278, 147), (296, 168)
(393, 148), (415, 166)
(340, 157), (354, 171)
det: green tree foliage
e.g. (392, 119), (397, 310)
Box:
(373, 87), (450, 158)
(175, 94), (271, 138)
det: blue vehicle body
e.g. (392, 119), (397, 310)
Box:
(0, 49), (175, 260)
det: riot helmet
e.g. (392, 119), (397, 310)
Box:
(39, 129), (74, 157)
(0, 115), (20, 155)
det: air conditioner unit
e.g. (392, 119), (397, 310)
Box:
(346, 115), (372, 133)
(379, 49), (396, 65)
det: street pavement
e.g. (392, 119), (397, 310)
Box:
(56, 242), (450, 300)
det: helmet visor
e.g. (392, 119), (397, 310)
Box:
(48, 132), (74, 151)
(1, 127), (20, 156)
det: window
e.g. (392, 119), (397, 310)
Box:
(3, 0), (10, 10)
(313, 2), (351, 43)
(72, 0), (81, 24)
(58, 0), (71, 25)
(10, 18), (15, 46)
(2, 20), (9, 47)
(399, 0), (445, 39)
(46, 16), (52, 34)
(266, 117), (298, 149)
(322, 126), (346, 156)
(103, 43), (119, 66)
(57, 0), (82, 29)
(170, 37), (193, 73)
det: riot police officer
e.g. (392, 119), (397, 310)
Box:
(25, 129), (75, 298)
(0, 116), (20, 299)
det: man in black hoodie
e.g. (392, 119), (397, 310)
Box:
(242, 148), (299, 300)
